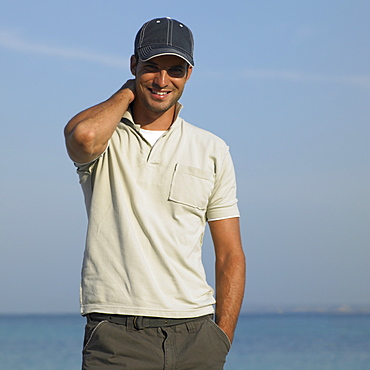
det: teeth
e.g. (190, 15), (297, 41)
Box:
(151, 89), (168, 96)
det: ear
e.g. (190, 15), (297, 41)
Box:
(130, 55), (137, 76)
(186, 65), (193, 82)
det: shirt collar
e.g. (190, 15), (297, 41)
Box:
(121, 102), (183, 131)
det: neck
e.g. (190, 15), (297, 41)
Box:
(131, 102), (176, 131)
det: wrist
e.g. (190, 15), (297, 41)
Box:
(118, 80), (136, 104)
(217, 322), (234, 344)
(115, 87), (134, 105)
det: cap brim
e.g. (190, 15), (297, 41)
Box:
(137, 47), (194, 67)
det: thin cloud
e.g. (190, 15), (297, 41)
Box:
(0, 29), (128, 69)
(242, 69), (370, 89)
(2, 29), (369, 89)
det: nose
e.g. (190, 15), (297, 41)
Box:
(153, 69), (169, 88)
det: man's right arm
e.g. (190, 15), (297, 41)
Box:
(64, 80), (135, 164)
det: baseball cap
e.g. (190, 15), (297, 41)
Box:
(134, 17), (194, 67)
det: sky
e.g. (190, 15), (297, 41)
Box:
(1, 0), (369, 314)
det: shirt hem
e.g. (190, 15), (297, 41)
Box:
(207, 215), (240, 222)
(80, 305), (215, 319)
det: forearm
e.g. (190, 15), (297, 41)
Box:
(64, 82), (135, 163)
(215, 250), (246, 343)
(209, 218), (246, 343)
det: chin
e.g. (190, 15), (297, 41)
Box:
(147, 100), (176, 114)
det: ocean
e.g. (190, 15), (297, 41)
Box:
(0, 313), (369, 369)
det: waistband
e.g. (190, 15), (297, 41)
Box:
(87, 313), (212, 330)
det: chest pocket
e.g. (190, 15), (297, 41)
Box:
(169, 164), (215, 210)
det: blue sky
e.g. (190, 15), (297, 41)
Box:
(1, 0), (369, 313)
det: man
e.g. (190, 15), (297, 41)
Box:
(65, 17), (245, 369)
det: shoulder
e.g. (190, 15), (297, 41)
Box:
(181, 119), (229, 149)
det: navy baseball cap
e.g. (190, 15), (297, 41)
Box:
(134, 17), (194, 67)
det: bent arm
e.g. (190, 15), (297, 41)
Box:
(64, 80), (135, 163)
(209, 217), (246, 344)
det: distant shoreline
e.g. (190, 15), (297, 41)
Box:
(242, 305), (370, 315)
(1, 305), (370, 316)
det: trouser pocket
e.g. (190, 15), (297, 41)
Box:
(82, 319), (108, 352)
(205, 317), (232, 352)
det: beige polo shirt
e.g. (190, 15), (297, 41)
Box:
(76, 104), (240, 318)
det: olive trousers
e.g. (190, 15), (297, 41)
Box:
(82, 314), (231, 370)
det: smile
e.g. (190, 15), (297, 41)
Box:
(149, 88), (170, 96)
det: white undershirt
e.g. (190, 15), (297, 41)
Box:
(140, 128), (167, 146)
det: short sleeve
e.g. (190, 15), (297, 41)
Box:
(206, 147), (240, 221)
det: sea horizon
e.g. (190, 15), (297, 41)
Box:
(1, 304), (369, 316)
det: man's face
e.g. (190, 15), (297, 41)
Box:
(131, 55), (192, 115)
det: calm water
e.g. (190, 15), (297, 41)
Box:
(0, 313), (369, 369)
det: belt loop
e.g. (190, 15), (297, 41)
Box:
(127, 316), (135, 332)
(185, 320), (197, 333)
